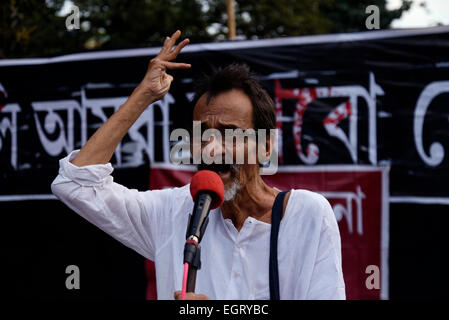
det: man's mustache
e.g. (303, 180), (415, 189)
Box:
(197, 163), (239, 174)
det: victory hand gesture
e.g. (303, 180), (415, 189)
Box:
(140, 30), (191, 101)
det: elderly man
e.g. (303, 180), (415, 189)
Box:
(51, 30), (345, 300)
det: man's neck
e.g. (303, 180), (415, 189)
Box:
(221, 173), (278, 231)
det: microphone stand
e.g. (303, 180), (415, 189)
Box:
(184, 193), (213, 293)
(186, 245), (201, 292)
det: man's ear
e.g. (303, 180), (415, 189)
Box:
(266, 131), (273, 157)
(264, 131), (273, 158)
(256, 130), (272, 166)
(259, 129), (278, 175)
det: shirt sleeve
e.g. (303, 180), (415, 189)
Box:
(305, 196), (346, 300)
(51, 150), (176, 261)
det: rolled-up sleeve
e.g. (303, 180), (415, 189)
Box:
(51, 150), (173, 261)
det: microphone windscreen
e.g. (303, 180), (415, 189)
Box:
(190, 170), (225, 209)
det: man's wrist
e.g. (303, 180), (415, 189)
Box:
(129, 84), (157, 109)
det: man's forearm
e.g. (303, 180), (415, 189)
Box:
(71, 85), (155, 167)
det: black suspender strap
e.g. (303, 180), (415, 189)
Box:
(269, 190), (288, 300)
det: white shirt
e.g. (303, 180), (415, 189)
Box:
(51, 150), (346, 300)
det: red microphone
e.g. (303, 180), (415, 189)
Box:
(190, 170), (224, 209)
(186, 170), (224, 243)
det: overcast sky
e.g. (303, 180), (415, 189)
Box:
(388, 0), (449, 28)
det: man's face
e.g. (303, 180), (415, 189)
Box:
(193, 89), (257, 199)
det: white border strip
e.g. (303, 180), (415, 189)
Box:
(1, 26), (448, 67)
(381, 167), (390, 300)
(151, 162), (197, 171)
(390, 196), (449, 205)
(0, 194), (57, 202)
(274, 165), (387, 172)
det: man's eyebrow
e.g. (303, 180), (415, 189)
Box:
(217, 124), (239, 130)
(200, 122), (239, 130)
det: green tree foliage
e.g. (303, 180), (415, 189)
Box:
(207, 0), (334, 39)
(0, 0), (66, 58)
(0, 0), (413, 58)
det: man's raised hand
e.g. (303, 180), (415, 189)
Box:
(70, 30), (190, 167)
(140, 30), (191, 101)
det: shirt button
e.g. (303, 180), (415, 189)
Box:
(233, 272), (239, 278)
(235, 243), (242, 248)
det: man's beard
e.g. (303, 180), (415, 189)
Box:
(197, 163), (241, 201)
(223, 177), (241, 202)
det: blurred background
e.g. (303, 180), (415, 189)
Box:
(1, 0), (449, 300)
(2, 0), (449, 58)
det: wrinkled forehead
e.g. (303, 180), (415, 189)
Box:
(192, 89), (254, 129)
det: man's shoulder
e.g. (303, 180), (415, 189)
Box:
(288, 188), (330, 209)
(285, 188), (334, 222)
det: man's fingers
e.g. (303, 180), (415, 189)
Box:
(150, 58), (190, 70)
(185, 292), (210, 300)
(173, 291), (210, 300)
(161, 36), (171, 53)
(159, 30), (188, 60)
(163, 73), (174, 84)
(161, 60), (191, 70)
(168, 30), (181, 48)
(170, 38), (190, 58)
(160, 30), (181, 55)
